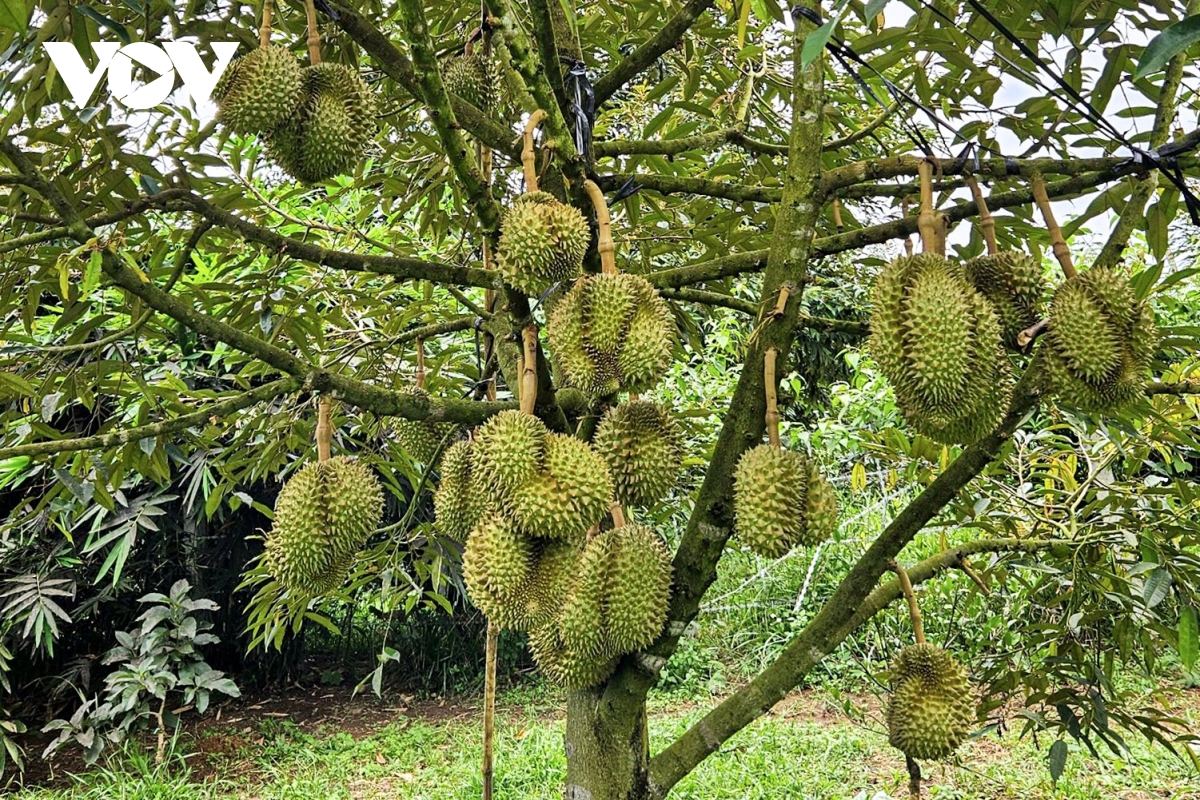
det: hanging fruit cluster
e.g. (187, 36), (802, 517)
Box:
(214, 0), (374, 183)
(868, 166), (1157, 446)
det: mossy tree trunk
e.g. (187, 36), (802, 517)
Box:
(564, 686), (651, 800)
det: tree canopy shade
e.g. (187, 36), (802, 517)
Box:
(4, 0), (1200, 797)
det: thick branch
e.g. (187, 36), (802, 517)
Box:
(646, 250), (769, 288)
(648, 377), (1041, 795)
(594, 128), (790, 159)
(0, 378), (301, 459)
(593, 0), (716, 106)
(596, 172), (781, 204)
(658, 287), (757, 315)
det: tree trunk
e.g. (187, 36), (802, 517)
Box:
(564, 686), (650, 800)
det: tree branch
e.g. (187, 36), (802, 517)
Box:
(596, 172), (781, 204)
(648, 376), (1044, 795)
(593, 0), (716, 106)
(646, 250), (770, 288)
(824, 102), (901, 152)
(658, 287), (757, 314)
(0, 378), (302, 459)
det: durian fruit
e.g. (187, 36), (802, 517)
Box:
(392, 388), (454, 465)
(265, 456), (384, 597)
(524, 539), (583, 629)
(1042, 267), (1157, 413)
(214, 44), (305, 135)
(268, 62), (375, 183)
(462, 514), (538, 630)
(603, 525), (673, 654)
(593, 400), (684, 507)
(732, 445), (838, 557)
(433, 441), (486, 541)
(528, 622), (618, 690)
(886, 643), (975, 761)
(472, 409), (548, 495)
(963, 251), (1046, 349)
(497, 192), (590, 296)
(509, 433), (613, 540)
(443, 53), (497, 111)
(559, 526), (673, 658)
(547, 273), (675, 396)
(870, 253), (1011, 445)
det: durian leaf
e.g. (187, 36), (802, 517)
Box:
(1179, 605), (1198, 672)
(1134, 15), (1200, 80)
(1048, 739), (1068, 785)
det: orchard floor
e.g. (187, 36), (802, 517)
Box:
(11, 685), (1200, 800)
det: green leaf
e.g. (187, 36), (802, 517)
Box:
(1143, 567), (1171, 609)
(1048, 739), (1068, 785)
(83, 250), (101, 296)
(0, 0), (26, 32)
(1134, 15), (1200, 80)
(1180, 605), (1198, 672)
(865, 0), (888, 20)
(801, 20), (836, 67)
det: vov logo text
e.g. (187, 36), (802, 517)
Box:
(43, 41), (239, 111)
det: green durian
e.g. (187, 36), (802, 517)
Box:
(267, 62), (375, 182)
(473, 410), (547, 496)
(558, 532), (613, 658)
(524, 539), (583, 630)
(963, 251), (1046, 349)
(886, 643), (975, 761)
(547, 273), (675, 396)
(732, 445), (837, 557)
(433, 440), (486, 541)
(264, 456), (384, 597)
(593, 400), (684, 507)
(528, 623), (618, 689)
(870, 254), (1011, 445)
(1042, 267), (1157, 413)
(443, 53), (495, 110)
(509, 433), (613, 540)
(391, 388), (454, 465)
(214, 44), (305, 135)
(497, 192), (590, 296)
(462, 513), (538, 630)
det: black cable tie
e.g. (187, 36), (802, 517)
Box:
(612, 176), (641, 202)
(792, 6), (823, 25)
(312, 0), (339, 21)
(1004, 157), (1020, 176)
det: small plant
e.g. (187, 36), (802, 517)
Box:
(42, 579), (240, 765)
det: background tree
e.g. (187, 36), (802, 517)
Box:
(2, 0), (1200, 797)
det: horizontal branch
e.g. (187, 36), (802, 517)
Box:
(658, 287), (757, 314)
(646, 250), (770, 288)
(1147, 379), (1200, 395)
(596, 172), (781, 204)
(593, 0), (716, 106)
(594, 128), (788, 159)
(797, 313), (869, 336)
(0, 377), (301, 459)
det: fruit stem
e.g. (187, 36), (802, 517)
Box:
(522, 110), (548, 192)
(901, 197), (913, 256)
(964, 175), (998, 256)
(258, 0), (272, 48)
(482, 620), (498, 800)
(889, 558), (925, 645)
(906, 754), (922, 799)
(764, 347), (781, 449)
(583, 179), (617, 275)
(916, 160), (938, 255)
(771, 285), (790, 318)
(303, 0), (321, 65)
(520, 324), (538, 415)
(1016, 317), (1049, 348)
(415, 338), (426, 390)
(316, 397), (332, 462)
(610, 502), (627, 528)
(1032, 173), (1076, 279)
(831, 198), (844, 230)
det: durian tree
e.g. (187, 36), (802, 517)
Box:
(5, 0), (1200, 796)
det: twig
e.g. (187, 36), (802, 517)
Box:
(957, 559), (990, 595)
(1016, 318), (1049, 348)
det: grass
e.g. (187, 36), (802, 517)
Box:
(12, 687), (1199, 800)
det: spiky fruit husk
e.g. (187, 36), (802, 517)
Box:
(547, 273), (674, 396)
(603, 525), (673, 654)
(732, 445), (836, 556)
(473, 410), (547, 496)
(528, 623), (617, 689)
(524, 539), (583, 629)
(265, 456), (384, 597)
(267, 63), (375, 182)
(886, 643), (974, 761)
(870, 254), (1012, 444)
(510, 434), (613, 539)
(433, 441), (486, 541)
(462, 514), (538, 630)
(214, 44), (305, 135)
(963, 251), (1046, 349)
(594, 400), (684, 507)
(390, 388), (454, 465)
(443, 54), (495, 110)
(559, 532), (613, 658)
(497, 192), (590, 296)
(1043, 267), (1157, 413)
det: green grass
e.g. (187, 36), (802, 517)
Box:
(13, 690), (1199, 800)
